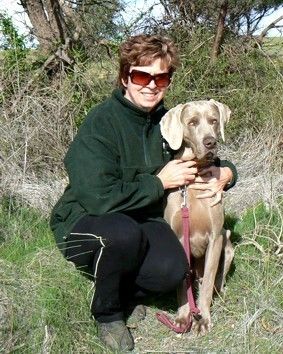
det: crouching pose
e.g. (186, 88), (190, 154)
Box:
(50, 34), (237, 352)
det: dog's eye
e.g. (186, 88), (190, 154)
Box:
(209, 119), (218, 125)
(188, 120), (197, 126)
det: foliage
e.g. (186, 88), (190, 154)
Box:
(0, 15), (28, 68)
(69, 59), (118, 127)
(0, 15), (32, 108)
(160, 0), (283, 35)
(77, 0), (124, 57)
(163, 28), (283, 138)
(1, 28), (282, 183)
(17, 0), (123, 66)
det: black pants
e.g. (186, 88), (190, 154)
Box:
(65, 213), (188, 323)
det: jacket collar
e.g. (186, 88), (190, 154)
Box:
(112, 88), (166, 122)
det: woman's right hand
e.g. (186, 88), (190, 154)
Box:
(156, 160), (198, 190)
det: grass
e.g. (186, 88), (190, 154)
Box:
(263, 37), (283, 56)
(0, 200), (282, 353)
(0, 203), (103, 353)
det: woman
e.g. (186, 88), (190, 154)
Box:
(50, 35), (237, 351)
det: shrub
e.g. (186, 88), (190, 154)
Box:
(165, 28), (283, 139)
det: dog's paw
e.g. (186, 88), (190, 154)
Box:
(175, 315), (190, 329)
(192, 314), (212, 335)
(175, 304), (191, 329)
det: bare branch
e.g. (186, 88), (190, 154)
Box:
(256, 15), (283, 45)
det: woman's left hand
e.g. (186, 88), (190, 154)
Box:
(188, 166), (233, 206)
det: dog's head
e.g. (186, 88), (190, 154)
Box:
(160, 99), (231, 163)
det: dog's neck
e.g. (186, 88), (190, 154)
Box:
(174, 145), (195, 161)
(175, 144), (216, 169)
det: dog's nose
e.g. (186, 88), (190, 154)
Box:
(203, 136), (216, 150)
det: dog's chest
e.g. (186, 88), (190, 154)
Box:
(165, 189), (224, 258)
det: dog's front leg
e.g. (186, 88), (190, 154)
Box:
(193, 233), (223, 335)
(175, 279), (191, 329)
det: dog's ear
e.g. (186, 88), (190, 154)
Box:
(160, 104), (185, 150)
(210, 99), (231, 142)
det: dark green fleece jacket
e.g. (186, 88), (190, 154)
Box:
(50, 88), (237, 254)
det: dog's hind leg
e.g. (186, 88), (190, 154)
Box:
(215, 229), (234, 293)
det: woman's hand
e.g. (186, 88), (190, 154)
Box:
(189, 166), (233, 206)
(157, 159), (198, 189)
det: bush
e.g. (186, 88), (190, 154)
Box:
(0, 25), (282, 206)
(0, 15), (28, 67)
(165, 28), (283, 139)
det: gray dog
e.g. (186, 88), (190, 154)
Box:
(160, 100), (234, 334)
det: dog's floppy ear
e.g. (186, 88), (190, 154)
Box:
(160, 104), (185, 150)
(210, 99), (231, 142)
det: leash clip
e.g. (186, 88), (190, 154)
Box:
(180, 185), (188, 208)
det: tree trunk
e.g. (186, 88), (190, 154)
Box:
(45, 0), (69, 41)
(20, 0), (68, 53)
(211, 0), (228, 63)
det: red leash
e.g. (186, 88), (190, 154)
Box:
(156, 187), (200, 333)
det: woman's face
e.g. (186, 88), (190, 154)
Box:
(122, 58), (170, 111)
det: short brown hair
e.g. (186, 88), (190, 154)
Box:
(118, 34), (179, 87)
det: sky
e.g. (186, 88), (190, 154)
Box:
(0, 0), (282, 37)
(1, 0), (31, 31)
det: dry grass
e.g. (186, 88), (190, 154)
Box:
(220, 126), (283, 215)
(0, 59), (115, 215)
(1, 122), (282, 218)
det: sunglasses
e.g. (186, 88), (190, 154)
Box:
(129, 70), (172, 88)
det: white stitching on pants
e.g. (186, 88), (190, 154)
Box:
(69, 232), (106, 312)
(69, 232), (106, 279)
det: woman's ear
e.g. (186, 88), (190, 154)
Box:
(121, 77), (128, 87)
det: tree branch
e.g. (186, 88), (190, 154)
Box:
(256, 15), (283, 46)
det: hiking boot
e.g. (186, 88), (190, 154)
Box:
(126, 304), (146, 328)
(96, 320), (134, 351)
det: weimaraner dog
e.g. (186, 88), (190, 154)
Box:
(160, 99), (234, 335)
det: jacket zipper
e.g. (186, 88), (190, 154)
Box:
(143, 117), (151, 165)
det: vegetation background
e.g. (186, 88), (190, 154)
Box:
(0, 1), (282, 353)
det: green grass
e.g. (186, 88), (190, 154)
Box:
(263, 37), (283, 56)
(0, 202), (106, 353)
(0, 200), (282, 353)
